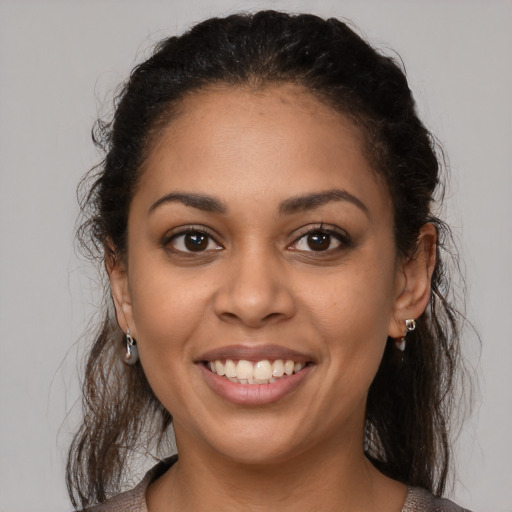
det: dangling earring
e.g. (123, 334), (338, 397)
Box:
(395, 318), (416, 352)
(123, 328), (139, 365)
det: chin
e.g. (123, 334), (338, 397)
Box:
(213, 440), (310, 467)
(176, 413), (317, 467)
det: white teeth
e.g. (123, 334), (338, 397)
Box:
(284, 360), (294, 375)
(224, 359), (237, 378)
(253, 360), (272, 380)
(248, 378), (269, 384)
(294, 362), (304, 373)
(208, 358), (307, 383)
(236, 360), (254, 380)
(272, 359), (285, 377)
(215, 360), (226, 376)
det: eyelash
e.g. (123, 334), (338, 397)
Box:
(289, 225), (351, 254)
(162, 225), (351, 256)
(163, 226), (223, 255)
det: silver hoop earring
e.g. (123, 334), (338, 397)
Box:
(395, 318), (416, 352)
(123, 328), (139, 365)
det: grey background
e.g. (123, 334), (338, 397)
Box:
(1, 0), (511, 510)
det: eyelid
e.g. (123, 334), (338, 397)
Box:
(162, 225), (223, 253)
(288, 224), (351, 252)
(161, 223), (350, 255)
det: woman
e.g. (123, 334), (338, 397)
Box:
(68, 11), (471, 512)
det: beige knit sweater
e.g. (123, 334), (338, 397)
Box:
(87, 456), (471, 512)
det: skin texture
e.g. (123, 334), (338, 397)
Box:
(109, 84), (436, 512)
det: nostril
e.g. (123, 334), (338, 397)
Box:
(212, 280), (296, 327)
(221, 312), (239, 321)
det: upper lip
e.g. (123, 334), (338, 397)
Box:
(196, 344), (314, 363)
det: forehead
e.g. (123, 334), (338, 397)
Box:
(150, 83), (363, 159)
(135, 84), (391, 220)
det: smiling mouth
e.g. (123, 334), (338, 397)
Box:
(203, 359), (311, 385)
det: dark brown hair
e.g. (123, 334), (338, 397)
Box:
(68, 11), (466, 508)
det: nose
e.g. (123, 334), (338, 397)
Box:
(212, 248), (296, 328)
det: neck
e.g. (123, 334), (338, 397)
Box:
(146, 430), (406, 512)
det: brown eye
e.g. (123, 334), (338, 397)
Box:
(168, 230), (222, 253)
(292, 228), (346, 253)
(307, 231), (331, 251)
(184, 232), (209, 251)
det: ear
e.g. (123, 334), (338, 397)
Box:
(388, 223), (437, 338)
(105, 245), (134, 335)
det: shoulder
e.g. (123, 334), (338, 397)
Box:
(84, 455), (177, 512)
(85, 484), (146, 512)
(402, 487), (473, 512)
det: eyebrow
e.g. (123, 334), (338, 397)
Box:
(148, 188), (369, 217)
(278, 189), (369, 217)
(148, 192), (227, 215)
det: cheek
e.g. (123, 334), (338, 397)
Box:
(128, 257), (211, 362)
(300, 252), (397, 374)
(127, 268), (213, 414)
(306, 263), (396, 334)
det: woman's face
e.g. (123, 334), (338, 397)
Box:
(111, 84), (417, 464)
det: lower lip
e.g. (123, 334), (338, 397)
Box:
(197, 363), (314, 406)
